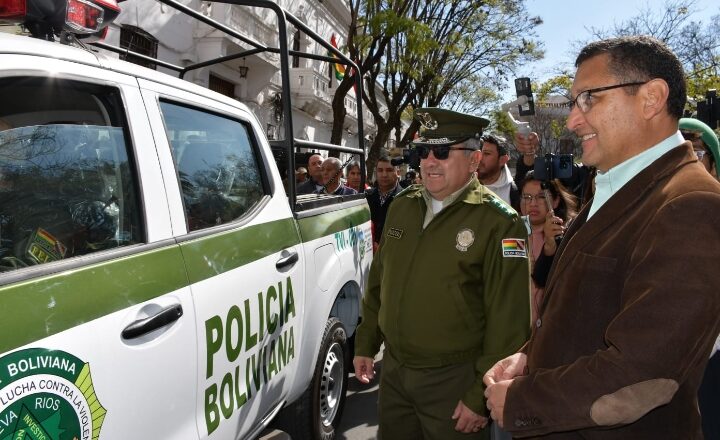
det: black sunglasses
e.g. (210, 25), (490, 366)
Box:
(414, 145), (476, 160)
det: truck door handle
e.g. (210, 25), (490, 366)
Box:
(276, 250), (299, 270)
(122, 304), (184, 340)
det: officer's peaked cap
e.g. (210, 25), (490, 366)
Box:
(412, 108), (489, 147)
(679, 117), (720, 176)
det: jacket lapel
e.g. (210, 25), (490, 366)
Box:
(545, 143), (695, 294)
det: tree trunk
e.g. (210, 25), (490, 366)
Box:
(329, 76), (356, 157)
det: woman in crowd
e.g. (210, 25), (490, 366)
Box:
(519, 171), (578, 323)
(345, 160), (368, 193)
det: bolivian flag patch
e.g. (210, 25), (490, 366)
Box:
(501, 238), (527, 258)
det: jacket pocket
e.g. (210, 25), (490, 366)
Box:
(449, 284), (481, 333)
(575, 252), (620, 347)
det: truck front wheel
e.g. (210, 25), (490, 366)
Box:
(276, 317), (349, 439)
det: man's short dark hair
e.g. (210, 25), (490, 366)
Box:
(481, 133), (509, 156)
(377, 153), (392, 165)
(575, 36), (686, 119)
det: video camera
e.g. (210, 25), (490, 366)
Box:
(390, 148), (420, 169)
(533, 153), (573, 181)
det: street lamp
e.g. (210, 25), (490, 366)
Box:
(238, 57), (249, 79)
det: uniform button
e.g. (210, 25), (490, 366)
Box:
(536, 318), (542, 328)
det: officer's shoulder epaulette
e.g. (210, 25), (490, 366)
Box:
(483, 191), (518, 220)
(396, 184), (423, 198)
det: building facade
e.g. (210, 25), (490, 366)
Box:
(104, 0), (376, 156)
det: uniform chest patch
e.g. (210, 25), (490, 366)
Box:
(387, 228), (403, 239)
(502, 238), (527, 258)
(456, 228), (475, 252)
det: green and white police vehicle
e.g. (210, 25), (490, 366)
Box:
(0, 0), (373, 438)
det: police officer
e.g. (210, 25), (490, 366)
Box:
(353, 108), (531, 440)
(679, 117), (720, 179)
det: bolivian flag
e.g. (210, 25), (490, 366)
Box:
(329, 34), (345, 81)
(501, 238), (527, 258)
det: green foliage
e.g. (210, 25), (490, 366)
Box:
(331, 0), (545, 161)
(550, 119), (567, 140)
(491, 109), (517, 138)
(580, 0), (720, 108)
(536, 75), (573, 101)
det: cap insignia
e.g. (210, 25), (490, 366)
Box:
(416, 112), (438, 131)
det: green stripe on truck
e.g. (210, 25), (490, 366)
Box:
(0, 218), (299, 354)
(296, 204), (370, 241)
(0, 245), (188, 354)
(179, 218), (300, 284)
(0, 208), (368, 354)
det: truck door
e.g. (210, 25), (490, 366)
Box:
(138, 79), (306, 440)
(0, 58), (198, 439)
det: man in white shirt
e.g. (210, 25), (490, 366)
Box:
(476, 133), (520, 211)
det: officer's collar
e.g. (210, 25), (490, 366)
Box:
(420, 176), (483, 208)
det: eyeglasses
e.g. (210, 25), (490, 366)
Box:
(521, 193), (546, 203)
(568, 81), (648, 113)
(694, 150), (707, 160)
(414, 145), (476, 160)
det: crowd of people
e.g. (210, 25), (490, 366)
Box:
(292, 35), (720, 440)
(288, 35), (720, 440)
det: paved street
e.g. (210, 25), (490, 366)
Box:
(261, 351), (383, 440)
(336, 356), (382, 439)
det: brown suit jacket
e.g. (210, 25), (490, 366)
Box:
(505, 143), (720, 439)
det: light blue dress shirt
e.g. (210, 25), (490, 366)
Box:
(588, 131), (686, 219)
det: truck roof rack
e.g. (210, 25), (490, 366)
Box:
(90, 0), (366, 210)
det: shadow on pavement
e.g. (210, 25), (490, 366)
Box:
(337, 359), (382, 439)
(261, 353), (383, 440)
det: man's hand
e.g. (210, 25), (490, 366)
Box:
(514, 131), (540, 154)
(484, 379), (513, 429)
(353, 356), (375, 384)
(451, 400), (488, 433)
(483, 352), (527, 386)
(514, 131), (540, 166)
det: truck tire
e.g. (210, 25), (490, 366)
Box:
(275, 317), (349, 440)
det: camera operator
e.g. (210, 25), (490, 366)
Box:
(514, 132), (594, 206)
(517, 171), (578, 323)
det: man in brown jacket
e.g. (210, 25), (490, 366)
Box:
(484, 36), (720, 439)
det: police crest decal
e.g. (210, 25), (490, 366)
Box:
(0, 348), (106, 440)
(456, 229), (475, 252)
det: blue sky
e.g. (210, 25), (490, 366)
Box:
(510, 0), (720, 93)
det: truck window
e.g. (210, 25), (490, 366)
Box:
(0, 77), (143, 272)
(159, 101), (265, 232)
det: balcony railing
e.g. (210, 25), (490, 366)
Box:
(202, 4), (277, 61)
(290, 68), (331, 116)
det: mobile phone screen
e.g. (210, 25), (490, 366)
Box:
(515, 77), (535, 117)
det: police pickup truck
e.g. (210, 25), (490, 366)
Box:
(0, 0), (373, 438)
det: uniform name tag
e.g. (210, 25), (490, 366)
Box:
(502, 238), (527, 258)
(387, 228), (403, 239)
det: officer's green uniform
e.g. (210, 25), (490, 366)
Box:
(355, 108), (531, 440)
